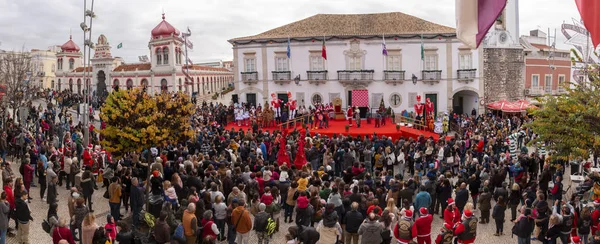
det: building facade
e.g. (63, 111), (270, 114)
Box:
(55, 14), (233, 97)
(229, 12), (484, 116)
(520, 30), (571, 98)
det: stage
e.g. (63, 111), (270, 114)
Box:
(225, 118), (443, 141)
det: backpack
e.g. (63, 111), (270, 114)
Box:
(266, 217), (276, 236)
(173, 224), (186, 241)
(381, 228), (392, 243)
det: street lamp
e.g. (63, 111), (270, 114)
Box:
(412, 74), (418, 85)
(82, 0), (96, 146)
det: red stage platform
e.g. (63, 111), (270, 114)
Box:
(225, 119), (442, 141)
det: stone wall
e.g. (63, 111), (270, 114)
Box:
(483, 48), (525, 102)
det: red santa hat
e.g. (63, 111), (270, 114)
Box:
(100, 150), (106, 155)
(447, 198), (455, 206)
(462, 209), (473, 218)
(572, 236), (581, 244)
(404, 209), (413, 218)
(419, 207), (428, 215)
(594, 198), (600, 205)
(87, 144), (93, 150)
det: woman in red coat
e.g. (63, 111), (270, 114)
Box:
(52, 218), (76, 244)
(23, 160), (34, 201)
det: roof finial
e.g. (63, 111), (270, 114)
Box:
(162, 8), (165, 20)
(70, 28), (72, 39)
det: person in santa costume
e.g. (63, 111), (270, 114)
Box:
(415, 207), (433, 244)
(270, 93), (283, 119)
(394, 209), (417, 244)
(82, 144), (94, 170)
(453, 209), (477, 244)
(434, 223), (454, 244)
(286, 92), (297, 119)
(444, 198), (460, 226)
(592, 198), (600, 234)
(347, 106), (353, 126)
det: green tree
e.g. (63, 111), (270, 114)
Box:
(99, 89), (194, 158)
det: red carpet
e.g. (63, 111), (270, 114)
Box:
(225, 119), (443, 141)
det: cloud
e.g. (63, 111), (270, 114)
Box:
(0, 0), (582, 63)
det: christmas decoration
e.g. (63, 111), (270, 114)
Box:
(294, 135), (307, 170)
(277, 130), (291, 167)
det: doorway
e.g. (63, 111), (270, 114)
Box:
(246, 93), (256, 107)
(452, 90), (479, 116)
(97, 70), (107, 98)
(425, 93), (438, 118)
(277, 93), (289, 112)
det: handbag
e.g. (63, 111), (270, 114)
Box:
(103, 189), (110, 199)
(42, 219), (51, 233)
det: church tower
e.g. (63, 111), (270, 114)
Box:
(149, 13), (184, 70)
(56, 35), (82, 72)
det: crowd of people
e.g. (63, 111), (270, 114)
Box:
(2, 94), (600, 244)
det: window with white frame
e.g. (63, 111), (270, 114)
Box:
(309, 56), (324, 71)
(348, 56), (362, 70)
(424, 54), (438, 70)
(386, 55), (402, 71)
(275, 57), (289, 71)
(545, 75), (552, 92)
(558, 75), (565, 91)
(244, 57), (256, 72)
(532, 75), (539, 88)
(459, 53), (472, 69)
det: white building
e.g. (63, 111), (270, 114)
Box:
(55, 14), (233, 98)
(229, 12), (484, 116)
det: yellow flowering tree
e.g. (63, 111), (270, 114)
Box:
(99, 89), (194, 158)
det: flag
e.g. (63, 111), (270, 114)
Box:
(287, 37), (291, 58)
(382, 35), (388, 56)
(456, 0), (507, 49)
(187, 57), (193, 64)
(420, 35), (424, 61)
(321, 37), (327, 60)
(117, 43), (122, 49)
(186, 40), (194, 49)
(575, 0), (600, 48)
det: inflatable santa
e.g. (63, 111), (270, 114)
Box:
(347, 106), (353, 126)
(270, 93), (283, 118)
(286, 92), (297, 118)
(414, 95), (424, 116)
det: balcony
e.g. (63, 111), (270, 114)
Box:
(526, 87), (544, 96)
(457, 69), (476, 83)
(558, 87), (567, 94)
(337, 70), (374, 87)
(421, 70), (442, 85)
(383, 70), (405, 85)
(272, 71), (292, 85)
(241, 71), (258, 85)
(307, 70), (327, 85)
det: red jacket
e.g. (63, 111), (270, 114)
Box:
(52, 226), (76, 244)
(201, 219), (217, 240)
(592, 209), (600, 234)
(260, 193), (274, 206)
(23, 164), (34, 183)
(453, 221), (475, 244)
(393, 218), (417, 243)
(3, 185), (14, 209)
(83, 150), (92, 167)
(444, 208), (460, 226)
(366, 205), (383, 216)
(415, 214), (433, 237)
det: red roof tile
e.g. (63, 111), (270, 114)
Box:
(113, 63), (152, 72)
(73, 67), (92, 72)
(183, 65), (230, 72)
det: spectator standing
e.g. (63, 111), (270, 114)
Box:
(182, 203), (198, 244)
(51, 218), (75, 244)
(0, 192), (9, 244)
(253, 203), (270, 244)
(492, 196), (506, 236)
(232, 199), (252, 244)
(358, 212), (383, 244)
(81, 214), (98, 244)
(344, 202), (363, 244)
(15, 190), (32, 244)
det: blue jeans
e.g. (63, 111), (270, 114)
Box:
(582, 234), (589, 244)
(0, 229), (6, 244)
(518, 237), (530, 244)
(132, 206), (141, 227)
(227, 224), (236, 244)
(109, 202), (121, 221)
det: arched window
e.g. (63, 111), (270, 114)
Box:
(141, 79), (148, 88)
(161, 79), (168, 92)
(77, 79), (82, 94)
(126, 79), (133, 89)
(156, 48), (162, 65)
(57, 58), (62, 70)
(113, 79), (120, 88)
(163, 47), (169, 65)
(175, 48), (180, 64)
(58, 79), (61, 91)
(69, 79), (73, 91)
(178, 78), (182, 91)
(179, 50), (183, 65)
(51, 80), (55, 89)
(69, 58), (75, 70)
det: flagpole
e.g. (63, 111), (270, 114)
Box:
(184, 27), (190, 93)
(382, 34), (385, 74)
(288, 37), (293, 78)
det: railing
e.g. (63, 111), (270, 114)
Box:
(528, 87), (544, 96)
(307, 70), (328, 80)
(457, 69), (476, 81)
(272, 71), (291, 80)
(337, 70), (375, 80)
(558, 87), (567, 94)
(397, 115), (429, 131)
(383, 70), (406, 81)
(422, 70), (442, 80)
(241, 71), (258, 82)
(279, 114), (311, 131)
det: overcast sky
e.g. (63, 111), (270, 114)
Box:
(0, 0), (582, 63)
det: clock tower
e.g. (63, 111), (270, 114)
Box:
(485, 0), (520, 48)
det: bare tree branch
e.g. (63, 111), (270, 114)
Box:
(0, 49), (34, 122)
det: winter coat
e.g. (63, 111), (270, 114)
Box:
(478, 192), (492, 211)
(344, 210), (364, 233)
(322, 209), (338, 228)
(358, 219), (384, 244)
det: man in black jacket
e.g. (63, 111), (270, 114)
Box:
(46, 174), (58, 205)
(513, 206), (534, 243)
(15, 190), (32, 243)
(130, 177), (145, 228)
(455, 183), (469, 213)
(288, 225), (320, 244)
(343, 202), (364, 244)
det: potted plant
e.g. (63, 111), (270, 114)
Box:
(345, 124), (350, 132)
(396, 124), (400, 132)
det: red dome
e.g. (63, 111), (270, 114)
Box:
(61, 35), (80, 52)
(151, 14), (180, 38)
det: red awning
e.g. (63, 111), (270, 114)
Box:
(486, 99), (511, 111)
(487, 99), (537, 112)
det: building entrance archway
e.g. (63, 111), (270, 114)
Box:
(452, 90), (479, 116)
